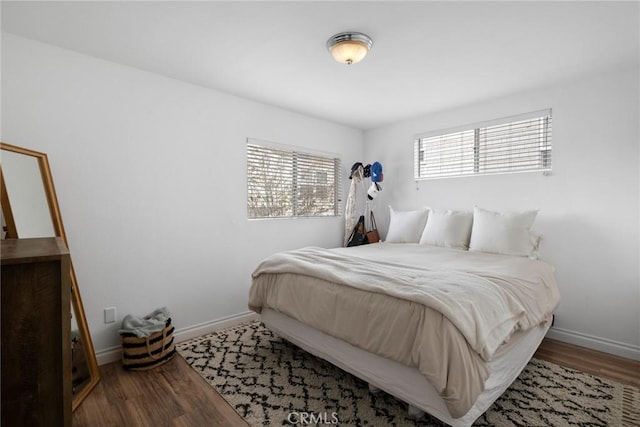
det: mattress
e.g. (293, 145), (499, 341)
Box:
(262, 307), (552, 427)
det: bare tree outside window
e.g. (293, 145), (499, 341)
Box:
(247, 141), (341, 219)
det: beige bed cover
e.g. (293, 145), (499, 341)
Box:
(249, 243), (560, 418)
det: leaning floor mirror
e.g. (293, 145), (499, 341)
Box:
(0, 142), (100, 410)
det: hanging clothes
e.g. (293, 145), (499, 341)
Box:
(344, 164), (364, 246)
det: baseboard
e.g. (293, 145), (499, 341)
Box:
(96, 316), (640, 365)
(546, 326), (640, 361)
(174, 311), (260, 343)
(95, 311), (260, 366)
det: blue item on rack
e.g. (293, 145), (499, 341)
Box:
(371, 161), (383, 182)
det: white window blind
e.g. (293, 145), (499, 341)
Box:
(414, 109), (552, 179)
(247, 139), (342, 219)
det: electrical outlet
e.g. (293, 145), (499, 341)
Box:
(104, 307), (117, 324)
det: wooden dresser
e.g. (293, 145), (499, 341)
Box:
(1, 237), (72, 427)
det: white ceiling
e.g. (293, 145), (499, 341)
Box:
(2, 1), (639, 130)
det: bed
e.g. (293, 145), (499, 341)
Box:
(248, 239), (560, 426)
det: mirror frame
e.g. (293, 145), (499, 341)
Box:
(0, 142), (100, 411)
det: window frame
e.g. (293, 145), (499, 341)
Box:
(414, 109), (552, 180)
(246, 138), (342, 219)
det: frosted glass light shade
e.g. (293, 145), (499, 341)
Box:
(327, 32), (373, 65)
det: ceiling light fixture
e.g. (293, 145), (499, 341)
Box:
(326, 32), (373, 65)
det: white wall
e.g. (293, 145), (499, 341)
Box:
(2, 34), (363, 354)
(3, 32), (639, 361)
(364, 64), (640, 359)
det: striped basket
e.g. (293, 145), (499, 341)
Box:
(121, 319), (176, 371)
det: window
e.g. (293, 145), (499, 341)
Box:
(414, 109), (552, 179)
(247, 139), (342, 219)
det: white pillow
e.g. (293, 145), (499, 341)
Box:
(419, 209), (473, 250)
(469, 207), (539, 257)
(385, 207), (429, 243)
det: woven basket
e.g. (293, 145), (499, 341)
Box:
(121, 320), (176, 371)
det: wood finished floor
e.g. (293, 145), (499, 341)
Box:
(533, 338), (640, 388)
(73, 338), (640, 427)
(72, 354), (248, 427)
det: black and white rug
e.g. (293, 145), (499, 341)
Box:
(177, 321), (639, 426)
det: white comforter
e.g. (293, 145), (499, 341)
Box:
(249, 243), (560, 417)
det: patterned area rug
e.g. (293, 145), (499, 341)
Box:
(177, 321), (639, 426)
